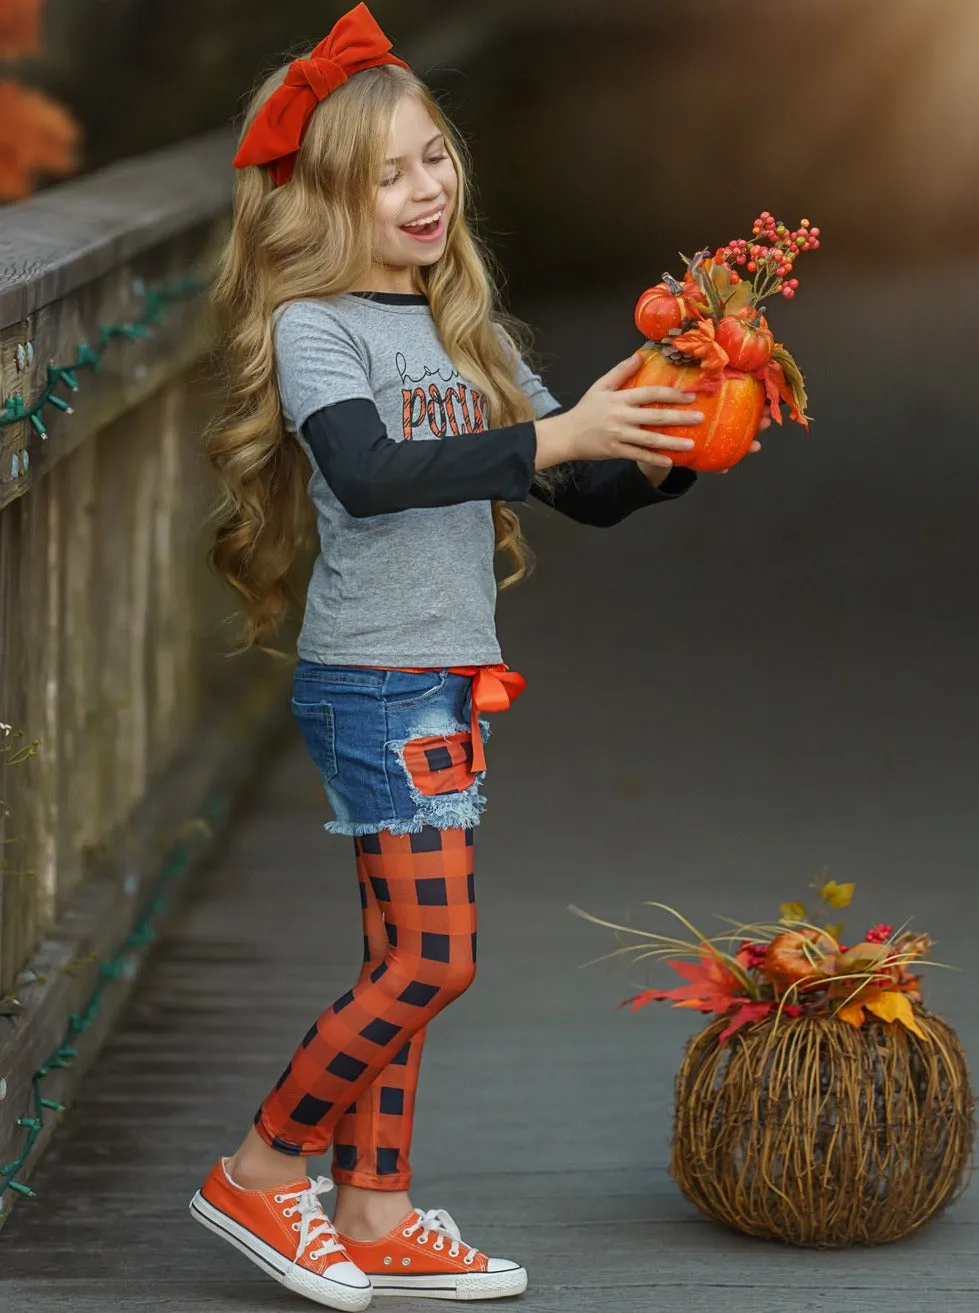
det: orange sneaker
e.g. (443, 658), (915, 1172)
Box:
(190, 1159), (373, 1311)
(338, 1206), (527, 1301)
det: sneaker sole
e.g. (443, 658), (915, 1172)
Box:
(368, 1266), (528, 1300)
(189, 1191), (373, 1312)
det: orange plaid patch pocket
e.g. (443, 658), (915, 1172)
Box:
(402, 732), (476, 796)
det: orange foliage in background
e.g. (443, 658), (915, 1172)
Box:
(0, 0), (39, 57)
(0, 0), (79, 200)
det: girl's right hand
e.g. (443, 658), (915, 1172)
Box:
(533, 352), (702, 471)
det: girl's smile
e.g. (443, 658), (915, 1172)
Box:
(399, 208), (446, 243)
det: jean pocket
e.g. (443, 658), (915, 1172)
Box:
(382, 670), (448, 707)
(291, 699), (338, 784)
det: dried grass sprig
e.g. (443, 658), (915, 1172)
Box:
(569, 901), (756, 995)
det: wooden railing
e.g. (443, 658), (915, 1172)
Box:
(0, 130), (296, 1211)
(0, 130), (286, 994)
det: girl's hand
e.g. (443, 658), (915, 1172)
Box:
(533, 352), (702, 472)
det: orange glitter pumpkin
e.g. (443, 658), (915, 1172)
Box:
(622, 347), (765, 473)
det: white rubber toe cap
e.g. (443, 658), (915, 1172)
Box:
(329, 1261), (373, 1289)
(284, 1259), (373, 1311)
(486, 1257), (521, 1272)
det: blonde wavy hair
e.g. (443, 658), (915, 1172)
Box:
(205, 58), (547, 655)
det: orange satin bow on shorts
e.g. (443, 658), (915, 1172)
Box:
(371, 664), (526, 774)
(442, 665), (527, 773)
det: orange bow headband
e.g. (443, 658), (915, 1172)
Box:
(233, 3), (410, 187)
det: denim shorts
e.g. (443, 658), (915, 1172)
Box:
(291, 660), (492, 837)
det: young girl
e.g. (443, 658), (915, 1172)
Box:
(191, 5), (758, 1308)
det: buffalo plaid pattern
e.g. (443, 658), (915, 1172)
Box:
(402, 731), (476, 797)
(255, 826), (477, 1189)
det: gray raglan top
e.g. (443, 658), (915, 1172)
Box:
(273, 293), (559, 668)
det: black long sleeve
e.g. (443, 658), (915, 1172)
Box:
(300, 397), (696, 525)
(301, 398), (537, 517)
(529, 407), (697, 527)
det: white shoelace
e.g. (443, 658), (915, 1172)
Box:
(402, 1207), (479, 1264)
(274, 1176), (346, 1265)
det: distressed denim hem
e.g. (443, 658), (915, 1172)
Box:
(323, 792), (486, 838)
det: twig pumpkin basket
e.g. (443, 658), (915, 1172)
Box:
(671, 1010), (974, 1247)
(572, 878), (976, 1248)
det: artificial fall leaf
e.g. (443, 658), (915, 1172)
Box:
(707, 258), (754, 315)
(717, 1000), (804, 1043)
(672, 319), (730, 374)
(818, 879), (855, 909)
(720, 277), (754, 315)
(836, 999), (866, 1028)
(717, 1000), (775, 1042)
(0, 0), (40, 59)
(837, 942), (891, 973)
(760, 364), (785, 425)
(865, 990), (926, 1039)
(0, 81), (79, 200)
(621, 953), (747, 1016)
(824, 923), (845, 940)
(768, 347), (810, 427)
(619, 989), (663, 1013)
(708, 259), (734, 296)
(779, 901), (807, 925)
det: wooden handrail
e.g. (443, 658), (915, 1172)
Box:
(0, 127), (275, 1002)
(0, 129), (235, 327)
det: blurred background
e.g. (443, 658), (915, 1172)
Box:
(26, 0), (979, 275)
(2, 1), (978, 1306)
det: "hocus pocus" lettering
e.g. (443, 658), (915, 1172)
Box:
(401, 382), (486, 440)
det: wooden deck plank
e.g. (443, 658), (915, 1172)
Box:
(6, 1280), (978, 1313)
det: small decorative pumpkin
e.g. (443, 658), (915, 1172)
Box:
(763, 928), (839, 993)
(715, 310), (774, 371)
(633, 283), (689, 341)
(622, 347), (765, 473)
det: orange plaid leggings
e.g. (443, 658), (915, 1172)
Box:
(254, 825), (476, 1191)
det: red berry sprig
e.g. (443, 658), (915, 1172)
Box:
(865, 924), (895, 944)
(740, 941), (770, 972)
(720, 211), (820, 303)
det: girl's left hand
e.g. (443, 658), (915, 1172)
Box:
(638, 406), (770, 482)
